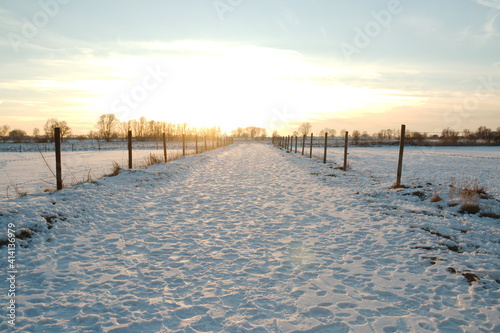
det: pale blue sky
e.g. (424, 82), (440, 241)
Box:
(1, 0), (499, 135)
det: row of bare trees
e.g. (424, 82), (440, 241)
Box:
(94, 114), (223, 142)
(0, 115), (224, 143)
(271, 123), (500, 146)
(230, 126), (267, 138)
(0, 119), (72, 143)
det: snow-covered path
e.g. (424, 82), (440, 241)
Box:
(2, 143), (499, 332)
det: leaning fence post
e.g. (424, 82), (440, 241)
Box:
(163, 132), (167, 162)
(309, 133), (313, 158)
(323, 133), (328, 164)
(55, 127), (63, 190)
(396, 124), (406, 187)
(128, 130), (133, 169)
(343, 131), (349, 171)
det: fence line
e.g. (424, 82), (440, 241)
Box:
(273, 125), (408, 186)
(2, 130), (234, 198)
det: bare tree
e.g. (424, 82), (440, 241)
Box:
(0, 125), (10, 142)
(476, 126), (492, 143)
(495, 127), (500, 144)
(319, 128), (336, 137)
(352, 130), (361, 145)
(298, 122), (312, 136)
(44, 119), (71, 142)
(96, 114), (119, 142)
(9, 129), (27, 143)
(441, 127), (459, 145)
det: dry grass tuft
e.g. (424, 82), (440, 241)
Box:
(430, 194), (443, 203)
(6, 173), (28, 198)
(430, 188), (442, 203)
(449, 178), (486, 215)
(144, 154), (162, 167)
(107, 161), (121, 177)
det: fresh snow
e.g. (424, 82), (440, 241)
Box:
(0, 142), (195, 200)
(1, 143), (499, 332)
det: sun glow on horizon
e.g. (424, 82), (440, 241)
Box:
(2, 41), (428, 135)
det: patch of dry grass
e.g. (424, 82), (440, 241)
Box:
(430, 188), (442, 203)
(449, 178), (486, 214)
(107, 161), (121, 177)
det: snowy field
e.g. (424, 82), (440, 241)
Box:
(0, 142), (200, 200)
(308, 145), (500, 200)
(1, 142), (499, 332)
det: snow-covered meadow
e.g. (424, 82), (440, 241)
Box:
(0, 141), (199, 200)
(1, 142), (499, 332)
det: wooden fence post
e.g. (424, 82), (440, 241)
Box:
(343, 131), (349, 171)
(163, 133), (167, 162)
(55, 127), (63, 190)
(195, 134), (198, 154)
(323, 133), (328, 164)
(205, 136), (207, 151)
(396, 124), (406, 187)
(295, 136), (298, 153)
(182, 133), (186, 156)
(309, 133), (313, 158)
(302, 135), (305, 155)
(128, 130), (133, 169)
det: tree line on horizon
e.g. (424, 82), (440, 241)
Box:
(1, 116), (499, 146)
(0, 114), (223, 143)
(271, 122), (500, 146)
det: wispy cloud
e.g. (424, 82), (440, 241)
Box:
(472, 0), (500, 9)
(484, 13), (500, 38)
